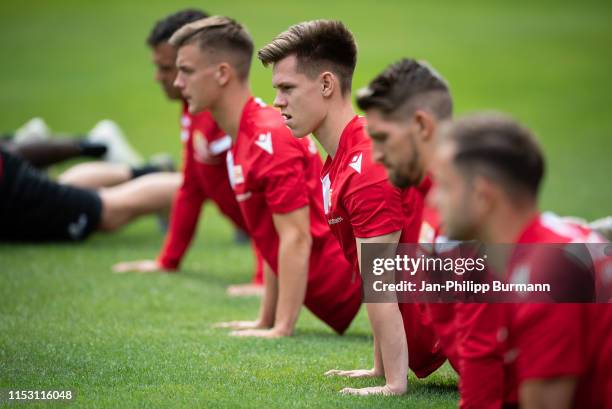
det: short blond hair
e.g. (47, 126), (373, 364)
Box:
(169, 16), (254, 81)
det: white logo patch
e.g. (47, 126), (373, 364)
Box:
(349, 152), (363, 174)
(255, 132), (273, 155)
(68, 213), (88, 239)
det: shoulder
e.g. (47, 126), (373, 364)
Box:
(244, 101), (302, 158)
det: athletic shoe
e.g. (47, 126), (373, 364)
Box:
(590, 216), (612, 241)
(148, 153), (176, 173)
(14, 117), (52, 144)
(87, 120), (143, 166)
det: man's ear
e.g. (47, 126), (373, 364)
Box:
(320, 71), (336, 98)
(414, 110), (437, 143)
(216, 63), (232, 86)
(472, 175), (497, 217)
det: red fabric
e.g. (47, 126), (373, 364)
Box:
(157, 104), (263, 281)
(320, 116), (406, 273)
(227, 97), (362, 334)
(320, 117), (444, 375)
(507, 214), (610, 409)
(411, 181), (611, 408)
(413, 180), (499, 404)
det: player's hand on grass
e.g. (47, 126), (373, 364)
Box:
(212, 320), (269, 330)
(340, 384), (405, 396)
(229, 327), (290, 338)
(226, 283), (265, 297)
(112, 259), (168, 274)
(325, 368), (382, 378)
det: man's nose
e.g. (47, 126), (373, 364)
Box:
(273, 92), (286, 108)
(173, 74), (183, 89)
(372, 146), (384, 164)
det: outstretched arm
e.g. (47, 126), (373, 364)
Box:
(327, 230), (408, 396)
(231, 206), (311, 338)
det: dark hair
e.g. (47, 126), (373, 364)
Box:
(169, 16), (254, 81)
(356, 58), (452, 120)
(258, 20), (357, 95)
(441, 113), (545, 198)
(147, 9), (209, 47)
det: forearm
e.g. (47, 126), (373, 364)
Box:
(157, 188), (205, 269)
(520, 379), (576, 409)
(257, 262), (278, 327)
(273, 233), (311, 335)
(372, 335), (384, 375)
(366, 303), (408, 393)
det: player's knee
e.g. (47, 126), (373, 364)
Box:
(98, 190), (131, 231)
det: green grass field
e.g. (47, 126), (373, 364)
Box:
(1, 1), (611, 407)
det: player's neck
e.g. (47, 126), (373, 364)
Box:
(210, 84), (252, 140)
(480, 203), (539, 244)
(312, 99), (356, 158)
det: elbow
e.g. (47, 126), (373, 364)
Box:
(281, 228), (312, 254)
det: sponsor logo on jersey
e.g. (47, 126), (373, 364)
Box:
(349, 152), (363, 174)
(328, 216), (344, 225)
(255, 132), (273, 154)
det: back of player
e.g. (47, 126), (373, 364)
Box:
(507, 213), (611, 409)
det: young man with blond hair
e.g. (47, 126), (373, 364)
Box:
(169, 16), (362, 338)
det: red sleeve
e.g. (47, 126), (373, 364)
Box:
(157, 136), (208, 270)
(344, 178), (404, 239)
(457, 303), (505, 409)
(512, 304), (585, 381)
(253, 128), (309, 214)
(426, 303), (460, 370)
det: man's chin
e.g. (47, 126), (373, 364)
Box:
(287, 126), (310, 139)
(164, 88), (182, 101)
(188, 103), (206, 115)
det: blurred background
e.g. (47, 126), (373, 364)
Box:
(1, 0), (610, 218)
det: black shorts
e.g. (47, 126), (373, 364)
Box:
(0, 149), (102, 241)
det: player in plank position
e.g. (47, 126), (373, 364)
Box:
(113, 9), (264, 295)
(357, 59), (610, 406)
(433, 113), (611, 409)
(169, 16), (362, 337)
(258, 21), (445, 395)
